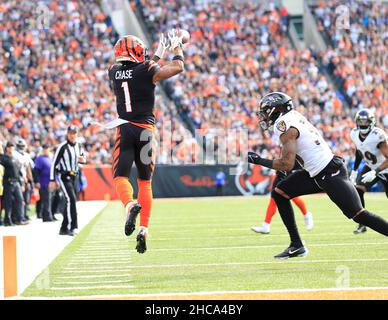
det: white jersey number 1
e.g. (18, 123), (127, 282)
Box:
(121, 82), (132, 112)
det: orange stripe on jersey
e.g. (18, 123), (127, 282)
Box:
(115, 127), (121, 140)
(113, 138), (120, 151)
(112, 127), (121, 174)
(113, 149), (120, 175)
(113, 146), (120, 163)
(129, 121), (156, 132)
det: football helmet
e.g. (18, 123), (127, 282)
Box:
(16, 138), (27, 151)
(257, 92), (293, 130)
(114, 35), (149, 63)
(355, 109), (375, 135)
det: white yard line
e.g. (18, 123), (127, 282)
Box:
(69, 257), (131, 262)
(143, 232), (386, 240)
(67, 260), (131, 266)
(53, 280), (132, 285)
(49, 285), (134, 290)
(72, 253), (130, 258)
(100, 258), (388, 269)
(148, 241), (388, 252)
(55, 274), (133, 279)
(59, 268), (132, 273)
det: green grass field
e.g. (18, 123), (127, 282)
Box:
(22, 195), (388, 298)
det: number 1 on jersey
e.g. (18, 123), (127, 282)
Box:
(121, 82), (132, 112)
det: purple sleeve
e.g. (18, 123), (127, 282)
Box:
(34, 157), (42, 170)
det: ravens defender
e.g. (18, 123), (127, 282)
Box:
(248, 92), (388, 258)
(349, 109), (388, 234)
(109, 30), (185, 253)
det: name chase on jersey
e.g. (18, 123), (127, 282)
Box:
(350, 127), (388, 173)
(108, 61), (160, 125)
(274, 110), (334, 178)
(115, 69), (133, 80)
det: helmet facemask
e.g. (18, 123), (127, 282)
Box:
(257, 107), (275, 131)
(257, 101), (293, 131)
(355, 110), (376, 136)
(357, 118), (374, 135)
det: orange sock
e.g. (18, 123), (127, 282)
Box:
(292, 197), (308, 215)
(113, 177), (134, 208)
(137, 179), (153, 228)
(264, 197), (277, 224)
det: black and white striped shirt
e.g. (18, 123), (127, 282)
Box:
(50, 140), (83, 181)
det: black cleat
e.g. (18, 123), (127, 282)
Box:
(136, 230), (147, 254)
(353, 224), (367, 235)
(124, 203), (141, 236)
(274, 244), (308, 259)
(59, 229), (74, 236)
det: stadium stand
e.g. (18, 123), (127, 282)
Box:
(0, 0), (195, 164)
(310, 0), (387, 127)
(136, 0), (384, 163)
(0, 0), (386, 165)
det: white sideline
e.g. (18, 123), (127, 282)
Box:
(19, 286), (388, 300)
(0, 201), (107, 299)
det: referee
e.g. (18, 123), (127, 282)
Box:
(49, 125), (87, 236)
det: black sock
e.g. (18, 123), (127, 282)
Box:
(355, 188), (365, 228)
(272, 190), (303, 247)
(356, 187), (365, 207)
(354, 210), (388, 236)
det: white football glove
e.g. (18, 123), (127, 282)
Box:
(168, 28), (183, 50)
(361, 170), (376, 184)
(154, 33), (169, 59)
(349, 170), (358, 184)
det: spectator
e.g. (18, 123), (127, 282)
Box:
(14, 137), (34, 221)
(0, 141), (27, 226)
(34, 143), (55, 222)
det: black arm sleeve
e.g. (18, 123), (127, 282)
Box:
(353, 149), (363, 170)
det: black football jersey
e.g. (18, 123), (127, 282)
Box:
(108, 61), (160, 125)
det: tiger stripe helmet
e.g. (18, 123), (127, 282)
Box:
(114, 35), (149, 63)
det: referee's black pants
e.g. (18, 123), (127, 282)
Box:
(58, 174), (78, 231)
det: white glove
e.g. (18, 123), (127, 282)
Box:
(168, 28), (183, 50)
(349, 170), (358, 184)
(361, 170), (376, 184)
(154, 33), (169, 59)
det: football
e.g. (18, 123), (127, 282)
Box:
(179, 29), (190, 44)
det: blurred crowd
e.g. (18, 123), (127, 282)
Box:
(137, 0), (387, 164)
(0, 0), (194, 165)
(0, 0), (386, 171)
(312, 0), (387, 126)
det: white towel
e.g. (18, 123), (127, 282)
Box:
(91, 118), (129, 130)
